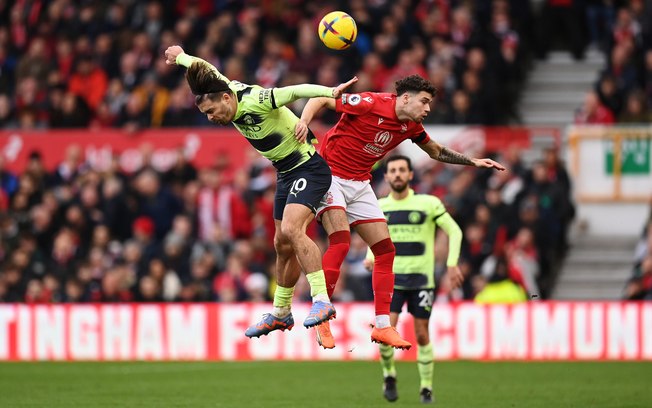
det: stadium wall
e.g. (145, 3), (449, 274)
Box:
(1, 302), (651, 362)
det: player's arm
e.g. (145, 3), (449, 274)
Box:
(294, 77), (357, 143)
(164, 45), (230, 83)
(273, 76), (356, 108)
(294, 97), (336, 143)
(418, 139), (506, 171)
(435, 211), (465, 288)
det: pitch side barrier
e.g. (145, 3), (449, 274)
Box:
(0, 127), (560, 173)
(0, 302), (650, 361)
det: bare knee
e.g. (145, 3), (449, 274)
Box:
(415, 322), (430, 346)
(280, 221), (304, 244)
(415, 331), (430, 346)
(274, 232), (294, 257)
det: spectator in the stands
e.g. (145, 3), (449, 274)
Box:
(575, 90), (616, 124)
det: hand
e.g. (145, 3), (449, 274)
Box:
(165, 45), (185, 65)
(332, 76), (358, 98)
(472, 158), (506, 171)
(444, 266), (464, 289)
(363, 258), (374, 272)
(294, 120), (309, 144)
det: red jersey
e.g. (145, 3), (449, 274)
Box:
(319, 92), (430, 181)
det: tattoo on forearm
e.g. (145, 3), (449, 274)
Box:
(437, 147), (474, 166)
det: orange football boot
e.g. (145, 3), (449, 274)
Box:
(371, 326), (412, 350)
(315, 321), (335, 349)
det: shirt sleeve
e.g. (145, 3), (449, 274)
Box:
(411, 126), (430, 145)
(176, 53), (230, 83)
(335, 93), (375, 115)
(432, 198), (462, 267)
(270, 84), (334, 108)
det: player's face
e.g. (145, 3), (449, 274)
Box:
(385, 159), (413, 193)
(197, 95), (235, 126)
(402, 91), (433, 123)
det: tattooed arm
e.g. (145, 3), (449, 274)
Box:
(418, 139), (506, 170)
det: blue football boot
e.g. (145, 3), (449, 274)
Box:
(303, 301), (336, 328)
(245, 313), (294, 338)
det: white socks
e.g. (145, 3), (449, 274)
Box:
(375, 314), (390, 328)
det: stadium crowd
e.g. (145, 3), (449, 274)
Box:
(0, 0), (584, 303)
(0, 140), (574, 303)
(574, 0), (652, 124)
(0, 0), (533, 129)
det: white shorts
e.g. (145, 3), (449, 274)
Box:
(317, 176), (386, 226)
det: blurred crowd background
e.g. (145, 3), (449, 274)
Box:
(0, 0), (651, 304)
(0, 0), (648, 130)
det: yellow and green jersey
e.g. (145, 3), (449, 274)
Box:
(177, 54), (334, 173)
(369, 189), (462, 290)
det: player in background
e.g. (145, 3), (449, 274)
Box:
(294, 74), (504, 350)
(364, 155), (464, 404)
(164, 46), (357, 336)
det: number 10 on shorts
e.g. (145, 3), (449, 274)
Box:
(290, 178), (307, 197)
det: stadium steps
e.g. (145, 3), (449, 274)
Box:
(552, 235), (638, 300)
(520, 49), (606, 127)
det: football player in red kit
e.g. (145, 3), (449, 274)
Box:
(295, 75), (504, 349)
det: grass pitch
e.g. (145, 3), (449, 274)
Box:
(0, 361), (650, 407)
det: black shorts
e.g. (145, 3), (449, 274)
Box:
(274, 152), (332, 220)
(390, 288), (435, 319)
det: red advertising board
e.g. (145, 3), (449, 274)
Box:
(0, 129), (254, 174)
(0, 302), (650, 361)
(0, 127), (561, 174)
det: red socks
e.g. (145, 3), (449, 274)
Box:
(370, 238), (395, 316)
(323, 230), (350, 298)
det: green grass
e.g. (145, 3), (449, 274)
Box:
(0, 361), (650, 407)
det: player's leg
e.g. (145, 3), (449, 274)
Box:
(408, 290), (435, 404)
(245, 191), (300, 338)
(350, 185), (410, 349)
(312, 179), (349, 349)
(273, 219), (302, 317)
(380, 292), (404, 402)
(320, 207), (351, 298)
(281, 154), (336, 328)
(356, 222), (410, 349)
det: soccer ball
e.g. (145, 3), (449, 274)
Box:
(318, 11), (357, 50)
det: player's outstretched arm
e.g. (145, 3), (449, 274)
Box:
(290, 78), (357, 143)
(419, 139), (505, 171)
(274, 76), (357, 108)
(164, 45), (230, 83)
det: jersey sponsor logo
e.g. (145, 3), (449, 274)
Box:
(363, 96), (373, 103)
(400, 123), (408, 133)
(363, 131), (393, 156)
(348, 94), (361, 106)
(374, 131), (392, 146)
(378, 118), (384, 125)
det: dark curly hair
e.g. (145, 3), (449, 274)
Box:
(395, 75), (437, 98)
(186, 62), (232, 104)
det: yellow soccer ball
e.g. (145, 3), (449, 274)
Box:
(318, 11), (357, 50)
